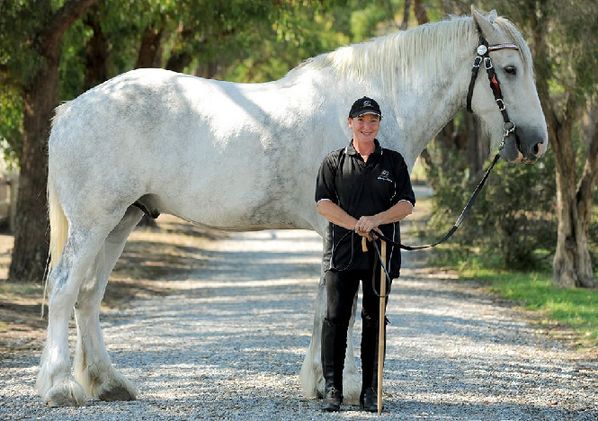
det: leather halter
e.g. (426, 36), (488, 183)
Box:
(466, 34), (520, 150)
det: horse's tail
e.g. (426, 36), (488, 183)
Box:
(42, 103), (71, 317)
(48, 182), (68, 272)
(41, 171), (69, 318)
(48, 101), (71, 270)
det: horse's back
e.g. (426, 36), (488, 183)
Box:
(48, 68), (319, 230)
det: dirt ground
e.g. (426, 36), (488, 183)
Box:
(0, 215), (224, 359)
(1, 210), (595, 419)
(0, 197), (591, 361)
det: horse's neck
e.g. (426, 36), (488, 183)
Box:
(295, 19), (477, 168)
(391, 62), (474, 167)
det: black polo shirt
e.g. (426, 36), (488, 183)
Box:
(315, 139), (415, 278)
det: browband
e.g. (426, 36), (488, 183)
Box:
(488, 43), (519, 52)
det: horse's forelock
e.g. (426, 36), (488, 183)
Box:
(494, 17), (534, 75)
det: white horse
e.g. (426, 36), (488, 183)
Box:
(38, 8), (547, 406)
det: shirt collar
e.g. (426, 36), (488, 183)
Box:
(346, 139), (383, 157)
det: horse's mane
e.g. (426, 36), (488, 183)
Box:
(286, 15), (533, 88)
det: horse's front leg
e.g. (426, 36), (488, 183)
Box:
(73, 208), (142, 401)
(300, 272), (361, 404)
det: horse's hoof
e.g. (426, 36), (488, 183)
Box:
(77, 364), (138, 401)
(44, 379), (87, 407)
(98, 384), (136, 401)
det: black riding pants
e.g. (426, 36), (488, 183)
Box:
(321, 263), (390, 391)
(325, 266), (386, 327)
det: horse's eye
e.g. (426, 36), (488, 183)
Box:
(504, 65), (517, 75)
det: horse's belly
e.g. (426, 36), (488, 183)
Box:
(152, 182), (304, 231)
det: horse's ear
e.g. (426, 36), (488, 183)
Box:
(487, 10), (498, 24)
(471, 6), (500, 41)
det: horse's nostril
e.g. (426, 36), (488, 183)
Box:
(531, 141), (543, 156)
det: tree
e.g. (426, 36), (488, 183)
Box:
(535, 2), (597, 288)
(0, 0), (99, 282)
(492, 0), (597, 287)
(431, 0), (597, 287)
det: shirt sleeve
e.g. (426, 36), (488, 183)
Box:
(391, 153), (416, 207)
(315, 153), (338, 204)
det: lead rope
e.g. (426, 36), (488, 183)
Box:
(393, 150), (501, 251)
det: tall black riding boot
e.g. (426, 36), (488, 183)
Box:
(321, 318), (348, 412)
(360, 317), (385, 412)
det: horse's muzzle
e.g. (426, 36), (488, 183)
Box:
(501, 126), (547, 163)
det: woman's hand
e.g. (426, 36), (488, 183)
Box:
(354, 216), (382, 240)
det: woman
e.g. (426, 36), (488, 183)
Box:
(314, 96), (415, 412)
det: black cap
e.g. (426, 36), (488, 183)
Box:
(348, 96), (382, 119)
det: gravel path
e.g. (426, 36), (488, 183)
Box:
(1, 229), (596, 420)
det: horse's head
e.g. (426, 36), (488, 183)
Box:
(469, 8), (548, 163)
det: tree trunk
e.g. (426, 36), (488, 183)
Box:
(550, 117), (592, 288)
(413, 0), (429, 25)
(195, 60), (219, 79)
(83, 5), (108, 90)
(400, 0), (411, 30)
(532, 11), (596, 288)
(165, 26), (194, 73)
(165, 51), (193, 73)
(135, 26), (164, 68)
(8, 0), (98, 283)
(9, 67), (57, 281)
(577, 105), (598, 241)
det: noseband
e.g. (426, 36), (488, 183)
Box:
(466, 34), (520, 151)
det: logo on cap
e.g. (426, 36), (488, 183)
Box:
(349, 96), (382, 119)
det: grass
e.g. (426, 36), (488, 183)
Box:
(456, 266), (598, 349)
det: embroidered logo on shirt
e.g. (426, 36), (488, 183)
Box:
(377, 169), (393, 183)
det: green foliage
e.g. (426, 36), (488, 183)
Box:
(424, 139), (557, 270)
(225, 5), (353, 82)
(460, 269), (598, 348)
(0, 1), (65, 88)
(482, 0), (598, 113)
(350, 4), (391, 42)
(1, 0), (406, 163)
(0, 86), (22, 166)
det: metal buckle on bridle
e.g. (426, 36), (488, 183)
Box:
(503, 121), (516, 138)
(499, 118), (516, 153)
(484, 57), (493, 70)
(495, 98), (506, 111)
(473, 56), (483, 68)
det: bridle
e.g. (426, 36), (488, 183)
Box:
(466, 34), (520, 152)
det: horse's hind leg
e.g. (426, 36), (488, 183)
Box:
(37, 219), (119, 407)
(300, 272), (361, 403)
(73, 207), (143, 401)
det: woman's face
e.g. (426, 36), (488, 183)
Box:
(348, 114), (380, 144)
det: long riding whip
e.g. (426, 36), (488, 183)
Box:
(377, 239), (387, 415)
(361, 236), (388, 415)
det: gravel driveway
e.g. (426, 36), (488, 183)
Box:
(1, 228), (596, 420)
